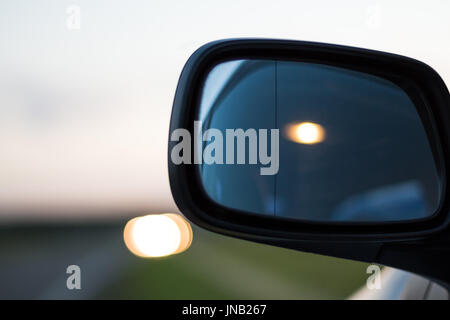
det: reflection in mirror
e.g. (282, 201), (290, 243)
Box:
(197, 59), (441, 223)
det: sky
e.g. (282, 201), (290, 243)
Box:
(0, 0), (449, 219)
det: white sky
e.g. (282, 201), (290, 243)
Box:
(0, 0), (449, 219)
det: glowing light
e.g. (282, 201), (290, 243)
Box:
(123, 213), (193, 258)
(286, 122), (325, 144)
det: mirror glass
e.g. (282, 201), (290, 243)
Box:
(196, 59), (441, 222)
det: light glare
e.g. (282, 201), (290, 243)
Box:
(123, 213), (193, 258)
(286, 122), (325, 144)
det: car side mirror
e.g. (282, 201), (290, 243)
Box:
(168, 39), (450, 288)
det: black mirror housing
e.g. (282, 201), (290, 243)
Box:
(168, 39), (450, 288)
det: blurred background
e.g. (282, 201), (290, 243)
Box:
(0, 0), (449, 299)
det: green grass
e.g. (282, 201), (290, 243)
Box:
(100, 226), (370, 299)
